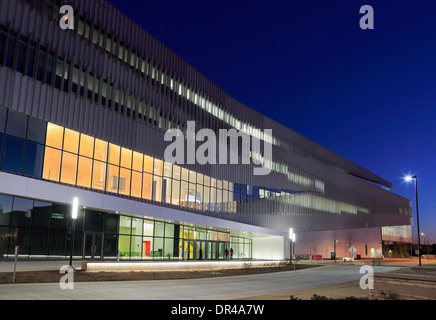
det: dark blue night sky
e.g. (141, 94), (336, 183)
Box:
(107, 0), (436, 242)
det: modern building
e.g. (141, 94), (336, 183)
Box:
(0, 0), (412, 263)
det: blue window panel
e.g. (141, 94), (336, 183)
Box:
(0, 193), (13, 226)
(6, 110), (27, 139)
(23, 141), (44, 178)
(27, 116), (46, 144)
(240, 184), (247, 194)
(2, 135), (24, 174)
(233, 183), (240, 194)
(253, 186), (260, 198)
(0, 106), (6, 133)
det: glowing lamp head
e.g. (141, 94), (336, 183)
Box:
(404, 176), (413, 182)
(72, 197), (79, 220)
(289, 228), (293, 240)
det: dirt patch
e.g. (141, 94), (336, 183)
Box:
(0, 263), (320, 285)
(238, 280), (368, 300)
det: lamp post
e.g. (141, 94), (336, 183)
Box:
(292, 232), (296, 270)
(334, 240), (338, 263)
(69, 197), (79, 268)
(289, 228), (293, 265)
(405, 175), (421, 267)
(421, 232), (426, 254)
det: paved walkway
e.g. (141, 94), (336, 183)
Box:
(0, 264), (399, 300)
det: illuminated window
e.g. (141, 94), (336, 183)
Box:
(60, 152), (77, 185)
(46, 123), (64, 149)
(143, 155), (153, 173)
(106, 164), (119, 193)
(119, 168), (131, 195)
(223, 190), (229, 212)
(63, 128), (79, 154)
(172, 165), (180, 180)
(197, 184), (203, 210)
(92, 160), (106, 190)
(142, 172), (152, 200)
(189, 170), (196, 183)
(163, 162), (172, 177)
(203, 186), (210, 211)
(154, 159), (163, 176)
(131, 171), (142, 198)
(180, 180), (188, 207)
(108, 143), (120, 166)
(171, 179), (180, 206)
(188, 183), (196, 208)
(181, 168), (188, 181)
(132, 152), (143, 172)
(153, 176), (162, 202)
(94, 139), (108, 162)
(79, 134), (94, 158)
(163, 177), (171, 203)
(120, 148), (132, 169)
(42, 147), (61, 181)
(77, 156), (92, 188)
(204, 175), (210, 187)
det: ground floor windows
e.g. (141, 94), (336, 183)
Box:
(0, 193), (252, 261)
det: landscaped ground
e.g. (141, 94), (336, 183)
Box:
(2, 259), (435, 300)
(0, 263), (319, 285)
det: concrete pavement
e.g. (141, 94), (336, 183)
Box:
(0, 264), (399, 300)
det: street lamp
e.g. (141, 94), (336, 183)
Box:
(421, 232), (426, 254)
(404, 175), (421, 267)
(69, 197), (79, 268)
(289, 228), (293, 265)
(334, 240), (338, 263)
(292, 232), (296, 270)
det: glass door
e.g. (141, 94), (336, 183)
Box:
(196, 241), (206, 260)
(82, 232), (103, 260)
(218, 242), (225, 260)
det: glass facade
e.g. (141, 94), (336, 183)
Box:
(0, 193), (252, 260)
(39, 121), (306, 215)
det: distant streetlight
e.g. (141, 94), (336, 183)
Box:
(289, 228), (293, 265)
(404, 175), (421, 267)
(69, 197), (79, 268)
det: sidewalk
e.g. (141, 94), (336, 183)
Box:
(0, 260), (81, 273)
(0, 259), (286, 273)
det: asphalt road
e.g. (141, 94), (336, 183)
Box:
(0, 264), (398, 300)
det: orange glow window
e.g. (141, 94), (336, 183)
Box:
(63, 129), (79, 154)
(42, 147), (61, 181)
(46, 123), (64, 149)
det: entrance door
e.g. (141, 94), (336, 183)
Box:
(82, 232), (103, 260)
(218, 242), (226, 259)
(196, 241), (206, 260)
